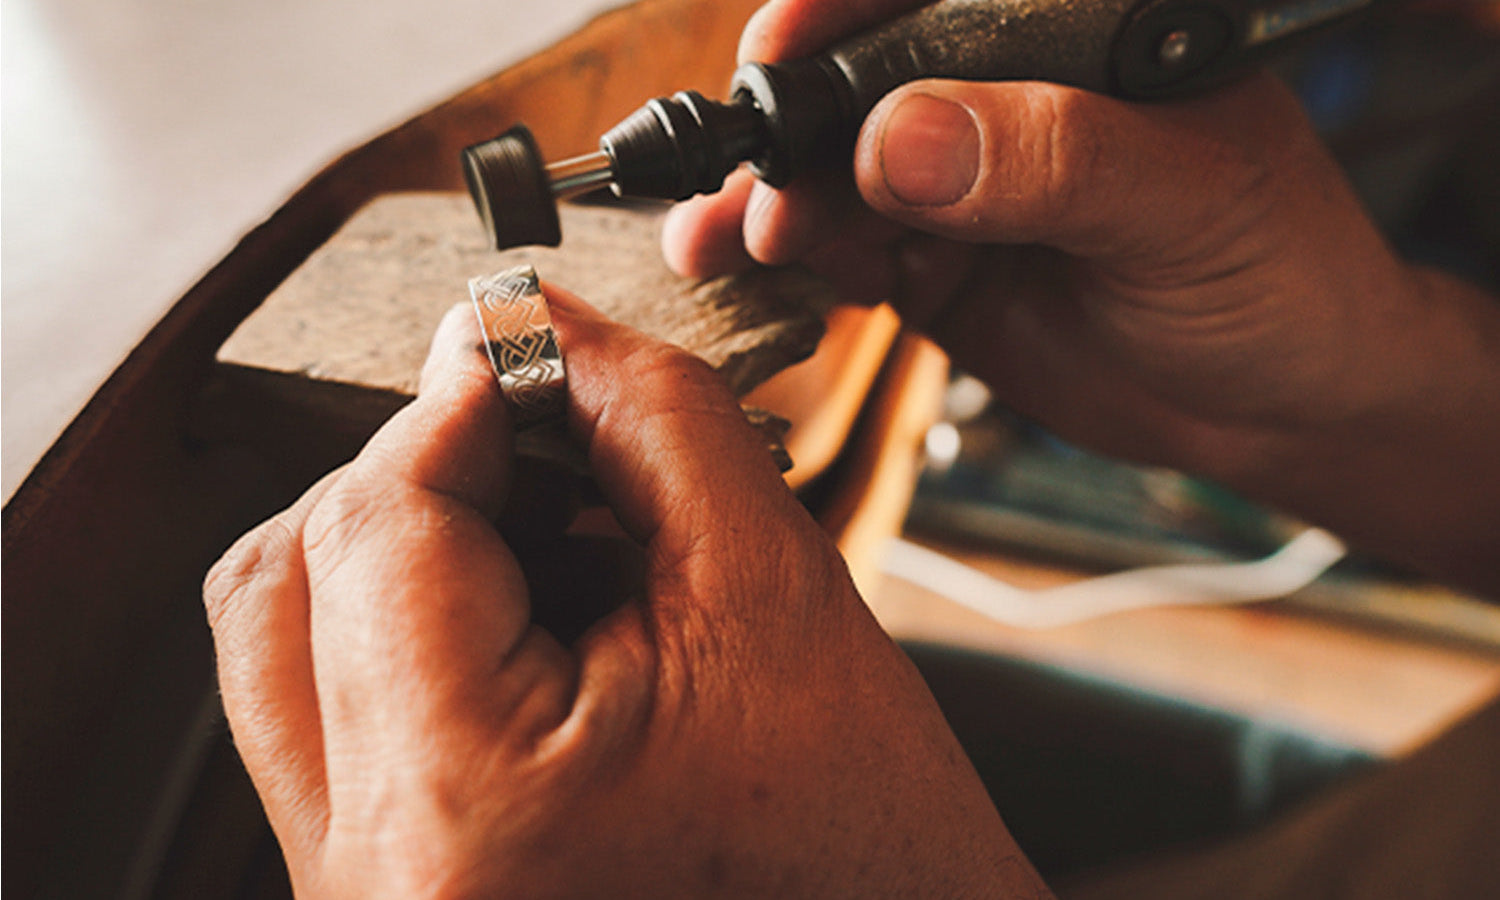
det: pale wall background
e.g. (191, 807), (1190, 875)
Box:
(3, 0), (616, 499)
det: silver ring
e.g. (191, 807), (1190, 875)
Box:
(468, 265), (568, 429)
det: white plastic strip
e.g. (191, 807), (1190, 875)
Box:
(881, 529), (1346, 629)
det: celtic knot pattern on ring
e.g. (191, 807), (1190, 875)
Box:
(468, 265), (568, 429)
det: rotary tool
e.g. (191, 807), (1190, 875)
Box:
(464, 0), (1386, 249)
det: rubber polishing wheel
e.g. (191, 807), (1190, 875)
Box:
(462, 123), (563, 249)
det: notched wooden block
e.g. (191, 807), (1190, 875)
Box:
(219, 192), (834, 397)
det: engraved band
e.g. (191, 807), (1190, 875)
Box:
(468, 265), (568, 429)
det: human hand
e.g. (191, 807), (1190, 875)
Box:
(664, 0), (1500, 591)
(204, 292), (1048, 898)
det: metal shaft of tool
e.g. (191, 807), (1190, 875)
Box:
(547, 151), (617, 199)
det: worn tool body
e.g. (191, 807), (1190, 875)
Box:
(465, 0), (1388, 249)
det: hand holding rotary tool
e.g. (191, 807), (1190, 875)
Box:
(465, 0), (1500, 594)
(463, 0), (1386, 249)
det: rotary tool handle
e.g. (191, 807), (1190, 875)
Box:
(466, 0), (1392, 231)
(828, 0), (1385, 106)
(824, 0), (1133, 108)
(735, 0), (1386, 184)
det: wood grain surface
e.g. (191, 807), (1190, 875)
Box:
(219, 192), (834, 397)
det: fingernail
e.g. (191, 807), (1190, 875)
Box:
(879, 94), (979, 207)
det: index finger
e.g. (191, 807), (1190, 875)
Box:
(544, 285), (851, 633)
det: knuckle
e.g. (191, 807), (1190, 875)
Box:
(621, 332), (705, 378)
(1017, 86), (1103, 232)
(300, 475), (394, 574)
(203, 517), (299, 632)
(616, 337), (734, 411)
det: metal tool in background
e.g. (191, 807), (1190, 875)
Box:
(463, 0), (1389, 249)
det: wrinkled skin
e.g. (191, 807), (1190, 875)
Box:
(205, 291), (1049, 899)
(665, 0), (1500, 592)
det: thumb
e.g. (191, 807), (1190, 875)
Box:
(853, 72), (1315, 265)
